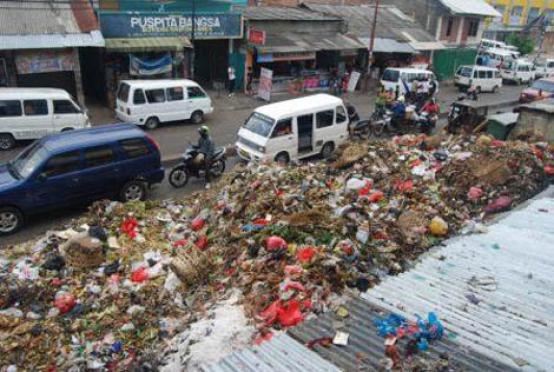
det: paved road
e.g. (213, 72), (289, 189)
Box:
(0, 84), (523, 247)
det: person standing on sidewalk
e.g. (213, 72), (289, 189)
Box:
(227, 65), (236, 97)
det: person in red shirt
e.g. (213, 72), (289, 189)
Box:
(421, 97), (440, 115)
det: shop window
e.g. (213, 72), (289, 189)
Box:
(54, 100), (79, 114)
(336, 106), (347, 124)
(0, 100), (22, 117)
(511, 6), (523, 16)
(468, 20), (479, 37)
(42, 151), (81, 177)
(119, 138), (149, 159)
(133, 89), (146, 105)
(145, 89), (166, 104)
(166, 87), (184, 101)
(271, 118), (292, 138)
(84, 146), (115, 168)
(446, 17), (454, 37)
(187, 87), (206, 98)
(316, 110), (334, 129)
(24, 100), (48, 116)
(527, 7), (540, 23)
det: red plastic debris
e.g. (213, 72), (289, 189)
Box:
(545, 165), (554, 176)
(490, 139), (504, 148)
(253, 331), (273, 345)
(252, 218), (269, 226)
(191, 217), (205, 231)
(54, 292), (76, 314)
(277, 299), (304, 327)
(394, 180), (413, 193)
(259, 300), (281, 325)
(195, 235), (209, 250)
(283, 280), (305, 292)
(51, 278), (62, 286)
(410, 158), (422, 168)
(368, 191), (385, 203)
(373, 231), (389, 240)
(467, 186), (484, 201)
(296, 247), (316, 264)
(303, 299), (312, 310)
(358, 179), (373, 197)
(385, 342), (401, 368)
(172, 239), (188, 248)
(120, 218), (138, 239)
(533, 147), (544, 160)
(266, 236), (287, 251)
(131, 267), (149, 283)
(284, 265), (303, 278)
(484, 196), (513, 213)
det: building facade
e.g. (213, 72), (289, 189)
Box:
(486, 0), (554, 27)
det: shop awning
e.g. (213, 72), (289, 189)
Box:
(105, 37), (192, 53)
(358, 37), (416, 54)
(408, 41), (446, 51)
(252, 32), (366, 54)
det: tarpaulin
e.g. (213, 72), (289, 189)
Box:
(129, 53), (172, 76)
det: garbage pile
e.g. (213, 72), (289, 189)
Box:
(0, 134), (552, 370)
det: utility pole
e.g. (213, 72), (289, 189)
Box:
(190, 0), (196, 79)
(368, 0), (380, 71)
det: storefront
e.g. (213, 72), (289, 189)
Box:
(98, 10), (243, 105)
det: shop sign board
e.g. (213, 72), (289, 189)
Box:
(15, 50), (74, 75)
(99, 12), (243, 39)
(258, 67), (273, 102)
(248, 28), (266, 45)
(347, 71), (361, 92)
(256, 52), (316, 63)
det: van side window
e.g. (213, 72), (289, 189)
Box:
(187, 87), (206, 98)
(336, 106), (347, 124)
(24, 100), (48, 116)
(133, 89), (146, 105)
(0, 100), (22, 117)
(316, 110), (334, 128)
(486, 71), (493, 79)
(84, 146), (115, 168)
(473, 71), (478, 78)
(145, 89), (166, 104)
(119, 138), (150, 158)
(166, 87), (184, 101)
(478, 70), (487, 79)
(54, 100), (80, 114)
(43, 151), (81, 177)
(271, 119), (292, 138)
(548, 62), (554, 68)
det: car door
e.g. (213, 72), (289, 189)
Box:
(267, 118), (295, 159)
(53, 99), (84, 131)
(30, 150), (83, 212)
(116, 137), (152, 183)
(22, 99), (52, 138)
(78, 145), (119, 201)
(165, 86), (185, 121)
(187, 86), (209, 116)
(313, 109), (335, 153)
(145, 88), (168, 122)
(131, 88), (147, 123)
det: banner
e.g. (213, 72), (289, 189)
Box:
(258, 68), (273, 102)
(15, 50), (74, 75)
(248, 28), (266, 45)
(347, 71), (361, 92)
(99, 12), (242, 39)
(130, 53), (172, 76)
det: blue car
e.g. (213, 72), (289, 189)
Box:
(0, 123), (164, 235)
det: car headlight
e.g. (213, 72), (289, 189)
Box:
(257, 145), (266, 153)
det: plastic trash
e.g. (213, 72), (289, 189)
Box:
(266, 236), (287, 251)
(54, 292), (76, 315)
(484, 196), (512, 213)
(120, 217), (138, 239)
(429, 216), (448, 236)
(467, 186), (484, 201)
(130, 267), (149, 283)
(191, 217), (205, 231)
(296, 247), (316, 264)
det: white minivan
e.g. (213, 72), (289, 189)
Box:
(534, 58), (554, 78)
(479, 48), (519, 68)
(236, 94), (349, 163)
(454, 65), (502, 93)
(380, 68), (438, 96)
(115, 79), (213, 130)
(501, 59), (536, 84)
(0, 88), (89, 150)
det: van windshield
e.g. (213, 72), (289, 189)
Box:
(531, 80), (554, 92)
(457, 66), (473, 77)
(244, 112), (275, 137)
(10, 142), (49, 178)
(382, 69), (400, 82)
(117, 83), (131, 102)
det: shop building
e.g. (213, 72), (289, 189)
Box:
(242, 6), (366, 94)
(97, 0), (243, 106)
(0, 0), (104, 105)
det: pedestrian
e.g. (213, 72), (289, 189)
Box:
(246, 67), (254, 96)
(227, 65), (236, 97)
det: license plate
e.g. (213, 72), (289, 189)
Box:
(239, 149), (250, 159)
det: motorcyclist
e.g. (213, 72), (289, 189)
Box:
(195, 125), (215, 188)
(391, 96), (406, 128)
(421, 97), (440, 116)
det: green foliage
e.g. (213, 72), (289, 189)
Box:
(505, 34), (535, 55)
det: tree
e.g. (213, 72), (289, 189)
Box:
(505, 34), (535, 55)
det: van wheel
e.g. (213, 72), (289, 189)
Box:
(492, 85), (499, 93)
(144, 117), (159, 130)
(191, 111), (204, 124)
(0, 134), (15, 151)
(275, 152), (290, 165)
(321, 142), (335, 159)
(0, 207), (23, 235)
(120, 180), (146, 202)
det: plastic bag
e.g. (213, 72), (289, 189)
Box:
(54, 292), (76, 314)
(429, 217), (448, 236)
(484, 196), (512, 213)
(296, 247), (316, 264)
(266, 236), (287, 251)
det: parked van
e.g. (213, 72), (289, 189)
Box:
(236, 94), (348, 163)
(534, 58), (554, 78)
(115, 79), (213, 130)
(0, 124), (164, 234)
(454, 65), (502, 93)
(501, 59), (536, 84)
(479, 39), (506, 51)
(0, 88), (89, 151)
(478, 48), (519, 68)
(380, 68), (438, 96)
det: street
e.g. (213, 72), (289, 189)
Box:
(0, 83), (523, 247)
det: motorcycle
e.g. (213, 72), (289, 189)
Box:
(415, 111), (437, 135)
(369, 108), (394, 137)
(168, 145), (227, 188)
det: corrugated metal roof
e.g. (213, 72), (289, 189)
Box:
(288, 297), (514, 371)
(0, 31), (104, 50)
(521, 98), (554, 114)
(304, 4), (436, 43)
(362, 191), (554, 370)
(358, 38), (416, 54)
(438, 0), (501, 17)
(254, 32), (366, 54)
(105, 37), (192, 52)
(200, 333), (342, 372)
(244, 6), (341, 21)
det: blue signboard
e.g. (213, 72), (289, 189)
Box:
(99, 12), (242, 39)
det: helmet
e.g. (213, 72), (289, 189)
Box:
(198, 126), (209, 135)
(398, 96), (405, 103)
